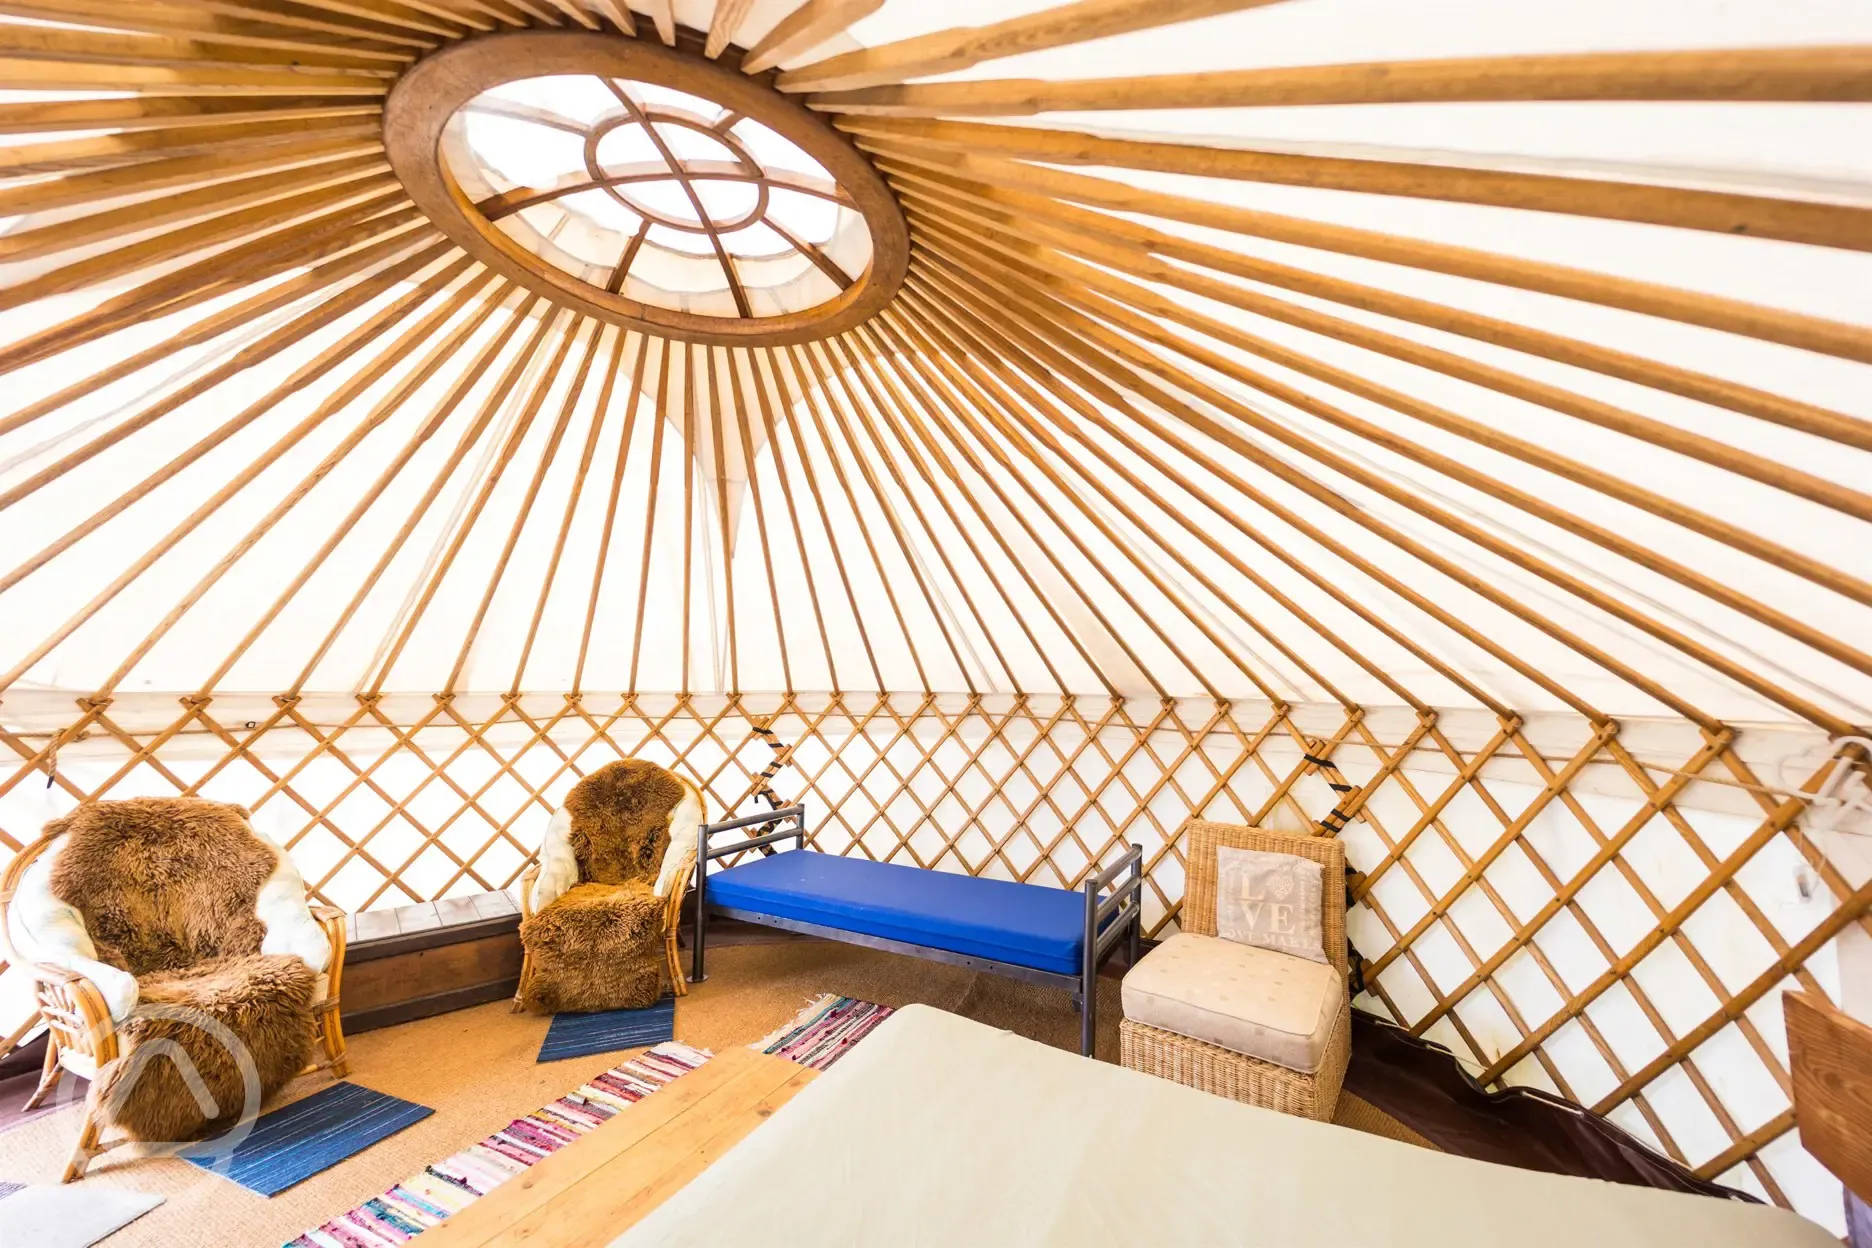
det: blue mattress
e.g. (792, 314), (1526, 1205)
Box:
(704, 852), (1092, 976)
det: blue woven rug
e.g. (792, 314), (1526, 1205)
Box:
(538, 995), (677, 1063)
(188, 1081), (432, 1196)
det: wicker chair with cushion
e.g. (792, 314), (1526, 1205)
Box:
(516, 760), (704, 1014)
(1120, 821), (1350, 1121)
(0, 797), (348, 1181)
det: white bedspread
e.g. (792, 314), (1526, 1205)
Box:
(614, 1005), (1832, 1248)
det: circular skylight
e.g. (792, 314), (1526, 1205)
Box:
(441, 74), (874, 323)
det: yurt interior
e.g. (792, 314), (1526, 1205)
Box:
(0, 1), (1869, 1244)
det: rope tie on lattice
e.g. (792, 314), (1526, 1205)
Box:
(749, 718), (798, 853)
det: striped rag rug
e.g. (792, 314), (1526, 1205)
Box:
(753, 995), (896, 1071)
(284, 1042), (709, 1247)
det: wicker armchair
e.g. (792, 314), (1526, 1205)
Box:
(515, 763), (703, 1011)
(0, 805), (349, 1182)
(1120, 821), (1351, 1121)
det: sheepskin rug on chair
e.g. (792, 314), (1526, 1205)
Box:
(518, 761), (685, 1014)
(47, 798), (318, 1142)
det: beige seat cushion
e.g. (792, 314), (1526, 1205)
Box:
(1122, 932), (1343, 1072)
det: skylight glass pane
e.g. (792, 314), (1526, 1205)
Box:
(558, 189), (643, 233)
(765, 188), (839, 244)
(461, 113), (585, 189)
(715, 221), (791, 259)
(483, 74), (617, 127)
(656, 124), (738, 166)
(646, 222), (717, 257)
(619, 80), (724, 121)
(628, 181), (699, 225)
(595, 124), (661, 171)
(731, 119), (831, 181)
(692, 179), (760, 223)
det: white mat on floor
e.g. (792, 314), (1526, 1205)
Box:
(0, 1180), (163, 1247)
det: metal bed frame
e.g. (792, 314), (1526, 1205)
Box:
(690, 802), (1145, 1056)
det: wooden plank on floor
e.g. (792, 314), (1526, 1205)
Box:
(421, 1047), (816, 1247)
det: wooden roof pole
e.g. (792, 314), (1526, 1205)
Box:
(704, 346), (740, 693)
(0, 245), (463, 692)
(854, 321), (1116, 697)
(775, 0), (1288, 93)
(680, 342), (696, 690)
(903, 262), (1540, 719)
(510, 327), (625, 695)
(853, 314), (1173, 700)
(803, 338), (1000, 693)
(879, 155), (1872, 442)
(899, 189), (1872, 651)
(836, 331), (1061, 693)
(809, 44), (1872, 114)
(0, 154), (390, 265)
(99, 262), (499, 696)
(838, 115), (1872, 252)
(368, 307), (580, 695)
(201, 276), (516, 693)
(0, 95), (385, 134)
(744, 350), (844, 692)
(0, 0), (434, 53)
(0, 226), (430, 439)
(872, 302), (1265, 704)
(818, 336), (1019, 693)
(443, 317), (605, 692)
(0, 237), (454, 553)
(868, 306), (1370, 711)
(782, 342), (938, 694)
(284, 291), (548, 695)
(1, 134), (387, 217)
(914, 221), (1871, 729)
(918, 237), (1647, 725)
(0, 113), (386, 178)
(740, 0), (883, 76)
(0, 208), (430, 378)
(722, 350), (794, 694)
(624, 339), (673, 694)
(895, 286), (1366, 711)
(571, 332), (650, 694)
(857, 140), (1872, 371)
(0, 177), (405, 314)
(760, 345), (889, 692)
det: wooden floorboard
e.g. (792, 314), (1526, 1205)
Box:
(421, 1046), (816, 1247)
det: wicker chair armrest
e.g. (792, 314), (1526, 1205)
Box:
(23, 961), (85, 986)
(25, 962), (120, 1060)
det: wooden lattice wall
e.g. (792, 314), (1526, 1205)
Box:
(0, 689), (1862, 1217)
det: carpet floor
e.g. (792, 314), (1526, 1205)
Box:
(0, 939), (1430, 1247)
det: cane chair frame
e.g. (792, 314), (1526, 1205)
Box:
(0, 829), (350, 1181)
(515, 772), (705, 1005)
(1121, 820), (1352, 1121)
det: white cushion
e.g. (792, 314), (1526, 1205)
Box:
(253, 831), (331, 974)
(654, 782), (704, 900)
(5, 837), (139, 1022)
(1122, 932), (1342, 1073)
(532, 807), (580, 912)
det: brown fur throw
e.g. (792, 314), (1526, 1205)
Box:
(562, 760), (686, 886)
(47, 798), (319, 1141)
(519, 761), (687, 1014)
(518, 882), (665, 1013)
(94, 954), (317, 1142)
(48, 797), (279, 975)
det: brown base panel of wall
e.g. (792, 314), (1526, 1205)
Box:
(1344, 1009), (1748, 1201)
